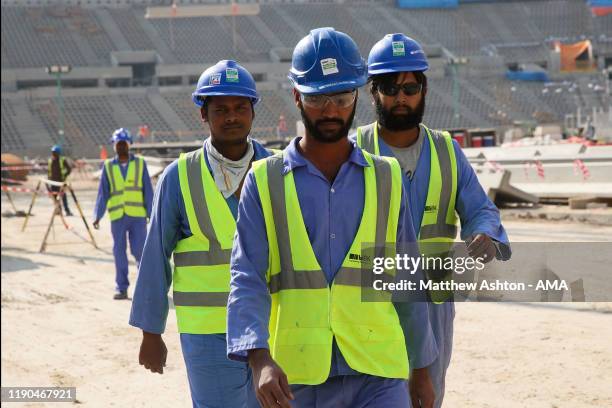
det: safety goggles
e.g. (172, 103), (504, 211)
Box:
(300, 90), (357, 109)
(378, 82), (423, 97)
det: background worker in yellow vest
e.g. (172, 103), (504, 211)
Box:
(353, 33), (511, 408)
(129, 60), (274, 408)
(92, 128), (153, 300)
(227, 28), (438, 408)
(48, 144), (73, 216)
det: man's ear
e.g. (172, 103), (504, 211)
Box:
(292, 89), (302, 109)
(200, 106), (208, 123)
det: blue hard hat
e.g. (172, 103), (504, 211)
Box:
(51, 144), (62, 154)
(289, 27), (367, 95)
(192, 60), (260, 107)
(367, 33), (429, 76)
(111, 128), (133, 144)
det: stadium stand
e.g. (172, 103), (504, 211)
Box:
(1, 0), (610, 157)
(1, 99), (26, 152)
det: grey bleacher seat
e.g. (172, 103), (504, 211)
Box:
(162, 92), (203, 132)
(120, 94), (176, 141)
(108, 7), (156, 51)
(1, 7), (87, 68)
(1, 99), (26, 152)
(149, 17), (233, 63)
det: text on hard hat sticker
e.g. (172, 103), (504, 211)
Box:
(226, 68), (239, 83)
(320, 58), (339, 76)
(392, 41), (406, 57)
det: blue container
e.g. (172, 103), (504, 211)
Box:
(483, 135), (495, 147)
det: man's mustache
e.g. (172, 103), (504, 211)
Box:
(315, 119), (345, 127)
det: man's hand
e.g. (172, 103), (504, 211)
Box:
(409, 367), (435, 408)
(92, 219), (100, 230)
(139, 331), (167, 374)
(248, 349), (294, 408)
(467, 233), (496, 264)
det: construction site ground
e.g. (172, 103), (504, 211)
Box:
(1, 182), (611, 407)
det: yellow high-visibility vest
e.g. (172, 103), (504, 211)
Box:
(252, 149), (409, 385)
(357, 122), (458, 303)
(104, 156), (146, 221)
(173, 148), (235, 334)
(48, 157), (68, 181)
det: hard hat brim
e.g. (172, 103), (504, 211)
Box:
(192, 85), (260, 107)
(368, 61), (429, 76)
(290, 77), (367, 95)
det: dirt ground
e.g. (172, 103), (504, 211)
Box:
(1, 187), (611, 407)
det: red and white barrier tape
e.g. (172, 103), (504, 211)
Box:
(1, 185), (33, 193)
(573, 159), (591, 180)
(1, 185), (65, 196)
(0, 164), (42, 170)
(1, 177), (27, 184)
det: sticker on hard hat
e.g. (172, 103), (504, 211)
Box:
(226, 68), (239, 83)
(320, 58), (339, 76)
(392, 41), (406, 57)
(210, 73), (222, 85)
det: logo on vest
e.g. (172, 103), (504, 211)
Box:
(424, 205), (437, 213)
(349, 253), (371, 263)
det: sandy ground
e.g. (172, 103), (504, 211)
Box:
(2, 186), (612, 407)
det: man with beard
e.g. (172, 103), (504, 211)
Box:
(129, 60), (273, 408)
(355, 33), (511, 408)
(227, 28), (437, 408)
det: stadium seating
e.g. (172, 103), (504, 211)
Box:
(1, 1), (609, 157)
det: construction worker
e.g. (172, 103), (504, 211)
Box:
(129, 60), (274, 408)
(48, 144), (72, 216)
(227, 28), (437, 408)
(354, 33), (511, 407)
(93, 128), (153, 300)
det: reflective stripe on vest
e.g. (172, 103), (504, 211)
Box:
(252, 150), (409, 385)
(48, 157), (68, 180)
(105, 157), (146, 221)
(357, 122), (458, 302)
(173, 148), (235, 334)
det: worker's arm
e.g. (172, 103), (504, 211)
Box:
(129, 161), (181, 334)
(129, 162), (182, 374)
(227, 172), (293, 408)
(453, 141), (511, 261)
(395, 187), (437, 407)
(92, 165), (110, 227)
(394, 187), (438, 369)
(64, 158), (72, 178)
(227, 171), (272, 361)
(140, 160), (154, 219)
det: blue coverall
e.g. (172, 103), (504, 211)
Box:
(129, 141), (271, 408)
(227, 138), (439, 408)
(351, 127), (511, 408)
(93, 154), (154, 293)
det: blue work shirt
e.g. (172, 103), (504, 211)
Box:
(93, 154), (154, 222)
(129, 140), (272, 335)
(227, 138), (438, 377)
(350, 125), (510, 253)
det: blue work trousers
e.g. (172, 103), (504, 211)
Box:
(291, 375), (410, 408)
(180, 333), (259, 408)
(415, 301), (454, 408)
(110, 216), (146, 292)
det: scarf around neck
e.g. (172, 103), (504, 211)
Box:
(205, 137), (255, 198)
